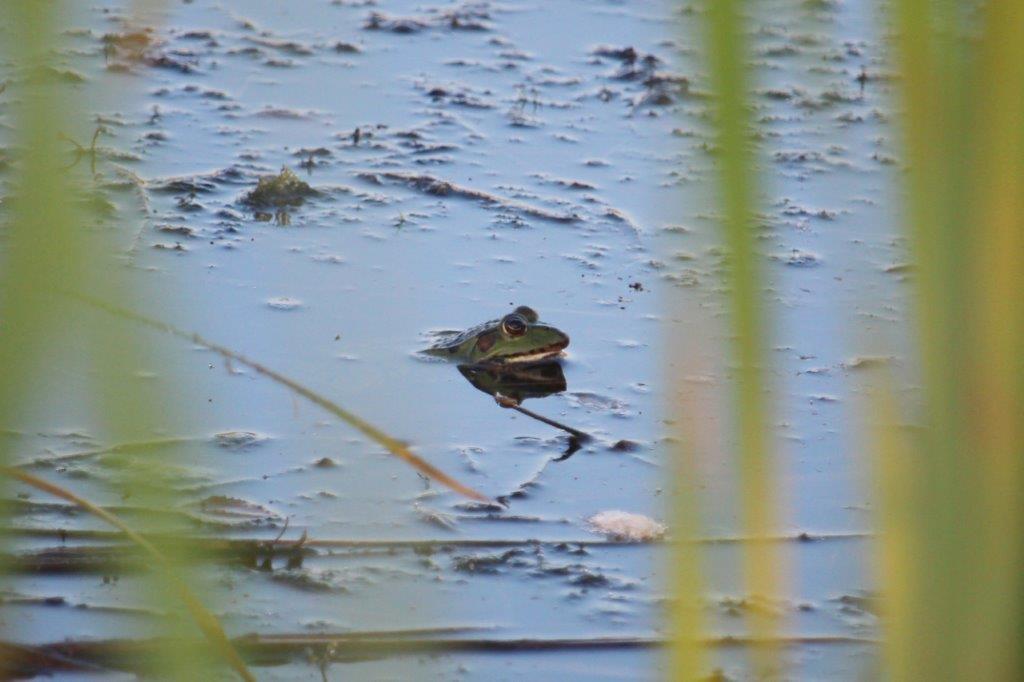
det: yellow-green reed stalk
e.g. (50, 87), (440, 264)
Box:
(666, 334), (710, 681)
(0, 1), (86, 617)
(0, 2), (249, 679)
(703, 0), (781, 677)
(878, 0), (1024, 679)
(2, 467), (254, 681)
(0, 7), (83, 460)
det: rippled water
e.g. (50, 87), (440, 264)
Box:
(0, 0), (906, 678)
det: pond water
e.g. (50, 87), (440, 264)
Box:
(0, 0), (908, 679)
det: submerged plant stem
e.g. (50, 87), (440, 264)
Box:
(2, 632), (876, 677)
(508, 404), (589, 440)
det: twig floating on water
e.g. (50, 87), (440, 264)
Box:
(0, 632), (879, 676)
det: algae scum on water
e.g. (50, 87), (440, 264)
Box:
(240, 166), (317, 208)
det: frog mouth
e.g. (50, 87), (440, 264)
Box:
(498, 338), (569, 363)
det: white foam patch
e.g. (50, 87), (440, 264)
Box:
(587, 510), (666, 542)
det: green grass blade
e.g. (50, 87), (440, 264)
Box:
(879, 0), (1024, 679)
(703, 0), (781, 676)
(1, 467), (256, 681)
(0, 3), (237, 678)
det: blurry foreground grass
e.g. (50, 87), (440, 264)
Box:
(670, 0), (1024, 680)
(0, 3), (484, 677)
(0, 1), (252, 679)
(876, 0), (1024, 679)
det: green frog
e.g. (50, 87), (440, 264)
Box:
(422, 306), (569, 364)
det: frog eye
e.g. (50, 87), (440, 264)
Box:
(502, 314), (527, 337)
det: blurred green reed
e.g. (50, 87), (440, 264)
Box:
(0, 2), (251, 678)
(876, 0), (1024, 680)
(671, 0), (1024, 680)
(0, 4), (484, 677)
(672, 0), (784, 678)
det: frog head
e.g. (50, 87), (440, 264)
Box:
(426, 306), (569, 364)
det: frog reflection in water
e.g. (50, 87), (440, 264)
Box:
(459, 359), (585, 459)
(422, 306), (569, 365)
(458, 360), (567, 406)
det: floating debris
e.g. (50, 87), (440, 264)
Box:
(364, 4), (494, 34)
(213, 431), (268, 450)
(149, 176), (219, 195)
(101, 29), (186, 74)
(592, 45), (640, 63)
(602, 207), (642, 232)
(841, 355), (893, 370)
(772, 249), (821, 267)
(452, 549), (524, 574)
(414, 503), (459, 531)
(364, 12), (429, 34)
(265, 297), (303, 311)
(587, 511), (665, 542)
(833, 591), (879, 616)
(243, 36), (314, 56)
(192, 495), (280, 521)
(241, 167), (317, 208)
(151, 242), (188, 252)
(155, 224), (197, 238)
(270, 569), (348, 593)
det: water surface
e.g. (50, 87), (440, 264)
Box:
(0, 0), (905, 678)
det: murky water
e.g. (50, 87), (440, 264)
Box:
(0, 0), (906, 678)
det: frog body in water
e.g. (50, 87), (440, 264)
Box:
(423, 306), (569, 364)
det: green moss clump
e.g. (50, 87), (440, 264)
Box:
(241, 166), (317, 208)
